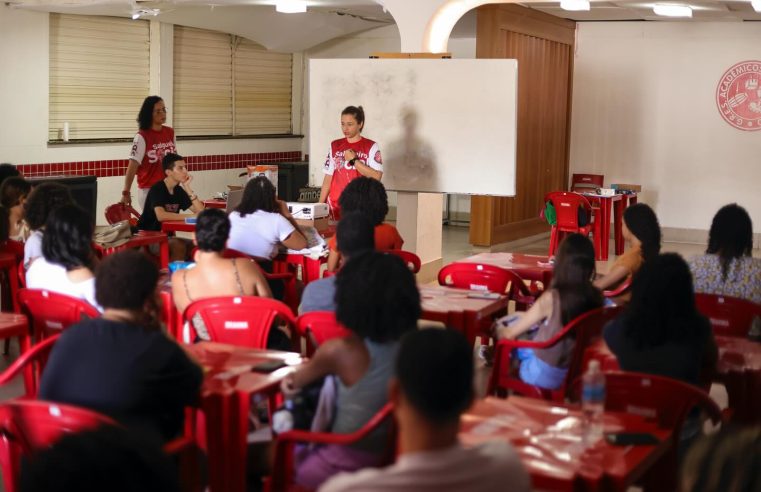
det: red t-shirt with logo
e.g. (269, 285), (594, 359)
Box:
(328, 223), (404, 252)
(323, 137), (383, 218)
(128, 126), (177, 189)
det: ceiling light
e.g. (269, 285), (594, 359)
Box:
(752, 0), (761, 13)
(276, 0), (307, 13)
(560, 0), (590, 11)
(653, 4), (693, 17)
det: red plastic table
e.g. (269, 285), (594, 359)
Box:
(93, 231), (169, 269)
(185, 342), (304, 492)
(460, 396), (672, 491)
(583, 336), (761, 425)
(582, 192), (638, 259)
(456, 252), (554, 286)
(203, 199), (227, 209)
(420, 284), (509, 344)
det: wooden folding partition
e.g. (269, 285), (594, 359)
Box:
(470, 5), (576, 246)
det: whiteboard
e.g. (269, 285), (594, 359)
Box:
(309, 58), (517, 196)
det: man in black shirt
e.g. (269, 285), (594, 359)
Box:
(137, 152), (204, 260)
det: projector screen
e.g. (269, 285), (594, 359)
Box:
(309, 58), (518, 196)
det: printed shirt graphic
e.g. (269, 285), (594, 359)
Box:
(323, 137), (382, 211)
(128, 126), (177, 189)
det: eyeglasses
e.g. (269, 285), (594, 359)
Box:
(154, 108), (169, 114)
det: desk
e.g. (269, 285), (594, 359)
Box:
(162, 220), (196, 234)
(582, 193), (637, 260)
(420, 285), (508, 344)
(460, 396), (671, 491)
(456, 252), (553, 286)
(203, 199), (227, 209)
(583, 336), (761, 425)
(93, 231), (169, 269)
(186, 342), (303, 492)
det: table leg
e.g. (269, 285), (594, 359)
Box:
(302, 258), (323, 285)
(160, 238), (170, 269)
(202, 390), (250, 492)
(614, 197), (625, 256)
(600, 200), (611, 261)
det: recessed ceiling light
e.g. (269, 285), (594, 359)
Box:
(276, 0), (307, 14)
(560, 0), (590, 11)
(752, 0), (761, 13)
(653, 4), (693, 17)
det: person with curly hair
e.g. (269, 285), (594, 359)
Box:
(689, 204), (760, 304)
(122, 96), (177, 209)
(22, 182), (73, 269)
(595, 203), (661, 291)
(281, 251), (420, 489)
(318, 106), (383, 220)
(25, 204), (99, 309)
(326, 177), (403, 272)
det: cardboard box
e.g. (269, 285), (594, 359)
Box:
(612, 183), (642, 192)
(295, 217), (329, 232)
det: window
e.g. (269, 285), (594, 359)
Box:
(49, 14), (150, 140)
(173, 26), (293, 137)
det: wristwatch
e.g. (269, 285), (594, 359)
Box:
(348, 158), (357, 166)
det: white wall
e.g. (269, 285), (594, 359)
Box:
(570, 22), (761, 235)
(0, 7), (302, 224)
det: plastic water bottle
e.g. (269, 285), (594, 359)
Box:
(581, 360), (605, 446)
(272, 399), (295, 434)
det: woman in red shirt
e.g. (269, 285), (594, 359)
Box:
(318, 106), (383, 220)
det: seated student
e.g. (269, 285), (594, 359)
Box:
(604, 253), (718, 388)
(39, 250), (203, 443)
(326, 177), (403, 272)
(227, 176), (307, 260)
(299, 212), (374, 314)
(172, 208), (272, 341)
(22, 182), (73, 269)
(493, 234), (604, 390)
(594, 203), (661, 291)
(689, 203), (760, 304)
(26, 204), (100, 310)
(137, 152), (204, 261)
(281, 252), (421, 489)
(0, 176), (31, 244)
(320, 329), (530, 492)
(20, 426), (181, 492)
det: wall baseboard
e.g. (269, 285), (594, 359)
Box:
(661, 227), (761, 250)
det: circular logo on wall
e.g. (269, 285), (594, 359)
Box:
(716, 60), (761, 131)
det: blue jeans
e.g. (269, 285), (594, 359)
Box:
(516, 348), (567, 390)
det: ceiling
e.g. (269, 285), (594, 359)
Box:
(7, 0), (760, 52)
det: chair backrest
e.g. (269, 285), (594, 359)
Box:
(0, 400), (116, 492)
(385, 250), (421, 273)
(104, 203), (141, 226)
(695, 293), (761, 337)
(603, 276), (632, 298)
(438, 262), (533, 301)
(0, 252), (20, 312)
(544, 191), (593, 231)
(570, 173), (604, 192)
(0, 334), (59, 399)
(296, 311), (351, 356)
(183, 296), (297, 349)
(17, 262), (25, 289)
(592, 371), (722, 437)
(17, 289), (100, 341)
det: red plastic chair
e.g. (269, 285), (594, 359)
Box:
(385, 249), (421, 273)
(488, 306), (623, 401)
(296, 311), (351, 356)
(17, 289), (99, 343)
(603, 276), (632, 298)
(264, 402), (395, 492)
(544, 191), (599, 259)
(695, 293), (761, 337)
(0, 334), (59, 399)
(104, 202), (141, 226)
(222, 248), (299, 312)
(576, 371), (724, 492)
(0, 252), (22, 355)
(438, 262), (540, 311)
(0, 400), (117, 492)
(183, 296), (298, 350)
(570, 173), (604, 192)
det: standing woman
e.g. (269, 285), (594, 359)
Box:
(319, 106), (383, 220)
(122, 96), (177, 209)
